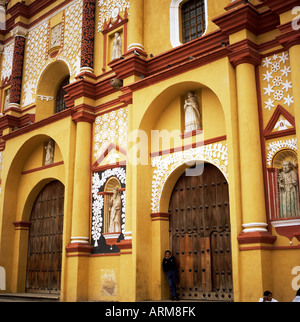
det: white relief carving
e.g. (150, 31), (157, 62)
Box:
(266, 139), (298, 167)
(91, 167), (126, 247)
(274, 116), (293, 132)
(151, 143), (228, 213)
(21, 0), (83, 108)
(97, 0), (130, 32)
(94, 108), (128, 160)
(261, 52), (294, 110)
(0, 42), (14, 81)
(37, 95), (54, 101)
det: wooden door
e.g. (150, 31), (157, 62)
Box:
(26, 181), (64, 294)
(169, 163), (233, 301)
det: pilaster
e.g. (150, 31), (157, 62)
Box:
(80, 0), (96, 74)
(8, 26), (27, 110)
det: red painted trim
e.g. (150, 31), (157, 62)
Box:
(65, 242), (93, 255)
(150, 135), (227, 158)
(237, 231), (277, 245)
(21, 161), (64, 175)
(239, 245), (300, 251)
(151, 213), (170, 221)
(213, 3), (279, 36)
(264, 105), (295, 139)
(13, 221), (31, 230)
(261, 0), (300, 15)
(2, 108), (73, 141)
(228, 40), (261, 67)
(273, 224), (300, 241)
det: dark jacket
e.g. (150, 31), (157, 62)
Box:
(162, 255), (177, 272)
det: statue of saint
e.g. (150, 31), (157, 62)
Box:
(108, 187), (121, 232)
(111, 32), (122, 61)
(278, 161), (300, 218)
(3, 88), (10, 111)
(45, 140), (54, 165)
(184, 92), (201, 132)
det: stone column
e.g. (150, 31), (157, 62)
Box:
(80, 0), (95, 73)
(69, 109), (94, 250)
(9, 26), (27, 109)
(286, 44), (300, 159)
(230, 49), (269, 234)
(64, 108), (94, 301)
(127, 0), (144, 51)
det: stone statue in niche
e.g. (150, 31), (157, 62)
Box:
(278, 161), (300, 218)
(184, 91), (201, 132)
(44, 140), (54, 165)
(3, 88), (10, 111)
(111, 32), (122, 60)
(108, 187), (121, 232)
(50, 23), (61, 48)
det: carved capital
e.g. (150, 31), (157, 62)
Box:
(71, 104), (95, 124)
(228, 40), (261, 68)
(11, 26), (28, 38)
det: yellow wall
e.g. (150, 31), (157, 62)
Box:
(0, 0), (299, 303)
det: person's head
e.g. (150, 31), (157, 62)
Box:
(296, 288), (300, 296)
(263, 291), (273, 301)
(164, 250), (172, 258)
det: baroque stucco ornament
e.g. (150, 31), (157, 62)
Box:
(151, 142), (228, 213)
(98, 0), (130, 32)
(91, 167), (126, 247)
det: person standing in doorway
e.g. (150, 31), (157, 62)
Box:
(162, 250), (179, 301)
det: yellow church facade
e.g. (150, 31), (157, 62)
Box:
(0, 0), (299, 302)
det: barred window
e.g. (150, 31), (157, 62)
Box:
(182, 0), (206, 43)
(55, 76), (70, 113)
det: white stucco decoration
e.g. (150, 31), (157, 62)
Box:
(266, 138), (297, 167)
(151, 142), (228, 213)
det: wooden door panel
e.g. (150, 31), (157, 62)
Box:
(26, 181), (64, 294)
(169, 163), (233, 301)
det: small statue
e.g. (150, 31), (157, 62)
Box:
(184, 92), (201, 132)
(108, 187), (121, 232)
(278, 161), (300, 218)
(111, 32), (122, 61)
(45, 140), (54, 165)
(3, 88), (10, 111)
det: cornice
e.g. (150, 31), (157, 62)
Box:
(228, 39), (262, 67)
(213, 3), (280, 36)
(71, 104), (95, 124)
(261, 0), (300, 15)
(276, 22), (300, 50)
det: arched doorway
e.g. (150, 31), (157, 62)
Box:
(168, 163), (233, 301)
(26, 180), (64, 294)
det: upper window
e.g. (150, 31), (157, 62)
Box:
(181, 0), (206, 43)
(170, 0), (207, 48)
(55, 76), (70, 114)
